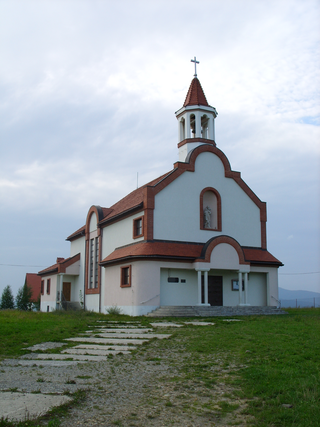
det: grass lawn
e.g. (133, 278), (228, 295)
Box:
(0, 308), (319, 426)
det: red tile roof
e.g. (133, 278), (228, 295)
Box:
(100, 172), (172, 224)
(25, 273), (41, 302)
(67, 172), (173, 239)
(183, 77), (209, 107)
(38, 253), (81, 276)
(101, 241), (282, 267)
(66, 225), (85, 241)
(101, 241), (204, 265)
(243, 248), (283, 266)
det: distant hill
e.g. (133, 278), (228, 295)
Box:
(279, 287), (320, 307)
(279, 287), (320, 300)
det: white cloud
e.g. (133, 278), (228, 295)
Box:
(0, 0), (319, 294)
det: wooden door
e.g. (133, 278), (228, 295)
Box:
(208, 276), (223, 306)
(62, 282), (71, 301)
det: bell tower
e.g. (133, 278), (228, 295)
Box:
(175, 57), (218, 162)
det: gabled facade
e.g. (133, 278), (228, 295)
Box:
(39, 75), (282, 315)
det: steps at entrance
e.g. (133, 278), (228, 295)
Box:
(146, 306), (199, 317)
(147, 305), (286, 317)
(61, 301), (82, 311)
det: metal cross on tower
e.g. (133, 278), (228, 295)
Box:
(191, 56), (199, 77)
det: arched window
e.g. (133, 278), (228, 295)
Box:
(200, 188), (222, 231)
(201, 114), (209, 139)
(190, 114), (196, 137)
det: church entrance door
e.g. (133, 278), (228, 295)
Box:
(208, 276), (223, 306)
(63, 282), (71, 302)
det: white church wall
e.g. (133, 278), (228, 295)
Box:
(154, 151), (261, 247)
(102, 211), (145, 258)
(219, 271), (241, 306)
(246, 273), (267, 306)
(160, 268), (198, 306)
(85, 294), (100, 312)
(250, 266), (279, 306)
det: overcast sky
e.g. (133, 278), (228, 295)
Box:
(0, 0), (319, 297)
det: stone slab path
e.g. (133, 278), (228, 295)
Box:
(0, 319), (218, 423)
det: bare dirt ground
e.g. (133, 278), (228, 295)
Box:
(59, 338), (254, 427)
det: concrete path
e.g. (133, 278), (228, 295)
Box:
(0, 392), (72, 422)
(0, 320), (177, 421)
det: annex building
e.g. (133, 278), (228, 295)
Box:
(39, 70), (282, 315)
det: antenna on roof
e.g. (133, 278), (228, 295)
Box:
(191, 56), (199, 77)
(137, 172), (138, 189)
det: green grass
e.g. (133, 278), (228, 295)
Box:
(176, 309), (320, 427)
(0, 310), (109, 360)
(0, 308), (319, 426)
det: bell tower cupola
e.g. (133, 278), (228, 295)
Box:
(175, 57), (218, 162)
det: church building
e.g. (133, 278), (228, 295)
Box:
(39, 65), (282, 315)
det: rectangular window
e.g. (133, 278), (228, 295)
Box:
(94, 237), (99, 289)
(231, 280), (245, 291)
(121, 265), (131, 287)
(89, 238), (94, 289)
(41, 280), (44, 295)
(168, 277), (179, 283)
(133, 217), (143, 238)
(46, 279), (51, 295)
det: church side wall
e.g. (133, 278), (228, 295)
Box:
(101, 211), (145, 258)
(154, 151), (261, 247)
(40, 275), (57, 312)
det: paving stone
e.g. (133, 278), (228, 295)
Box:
(73, 344), (137, 351)
(0, 392), (72, 422)
(24, 342), (67, 351)
(184, 322), (215, 326)
(4, 360), (83, 367)
(150, 322), (183, 327)
(61, 348), (130, 356)
(87, 328), (152, 333)
(65, 337), (149, 345)
(24, 353), (109, 362)
(95, 333), (171, 339)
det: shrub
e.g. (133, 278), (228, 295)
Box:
(106, 305), (122, 315)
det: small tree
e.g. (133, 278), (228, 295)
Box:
(16, 283), (33, 311)
(0, 285), (15, 309)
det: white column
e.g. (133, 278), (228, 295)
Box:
(213, 117), (215, 141)
(197, 270), (202, 305)
(195, 111), (201, 138)
(204, 270), (208, 305)
(208, 115), (214, 140)
(244, 273), (248, 305)
(186, 113), (191, 139)
(238, 271), (242, 305)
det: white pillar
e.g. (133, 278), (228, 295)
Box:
(208, 116), (214, 140)
(195, 111), (201, 138)
(213, 117), (215, 141)
(238, 271), (243, 305)
(186, 113), (191, 139)
(204, 270), (208, 305)
(197, 270), (202, 305)
(244, 273), (248, 305)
